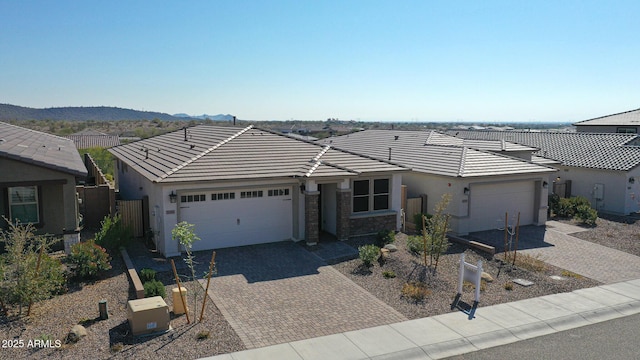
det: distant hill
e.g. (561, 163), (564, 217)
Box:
(0, 104), (199, 122)
(174, 113), (234, 121)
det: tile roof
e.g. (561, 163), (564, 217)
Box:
(319, 130), (554, 178)
(65, 134), (121, 149)
(573, 108), (640, 126)
(447, 130), (640, 171)
(0, 121), (87, 177)
(108, 125), (407, 183)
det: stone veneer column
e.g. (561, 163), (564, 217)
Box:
(336, 188), (352, 241)
(305, 191), (320, 245)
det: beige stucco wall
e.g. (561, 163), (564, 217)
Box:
(0, 157), (80, 234)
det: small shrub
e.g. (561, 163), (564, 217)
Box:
(140, 268), (157, 283)
(382, 270), (396, 278)
(68, 240), (112, 279)
(196, 330), (210, 340)
(143, 280), (166, 298)
(110, 343), (124, 353)
(463, 280), (487, 292)
(413, 213), (432, 233)
(401, 282), (431, 302)
(375, 230), (396, 247)
(504, 282), (514, 291)
(406, 235), (424, 255)
(95, 214), (133, 250)
(514, 253), (548, 273)
(575, 204), (598, 226)
(358, 244), (380, 267)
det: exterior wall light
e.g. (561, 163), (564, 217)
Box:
(299, 184), (306, 193)
(463, 187), (470, 195)
(629, 177), (635, 184)
(542, 181), (548, 189)
(169, 191), (177, 203)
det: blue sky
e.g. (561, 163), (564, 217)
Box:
(1, 1), (639, 122)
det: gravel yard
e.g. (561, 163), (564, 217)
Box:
(332, 233), (601, 320)
(561, 214), (640, 257)
(0, 248), (244, 360)
(2, 214), (637, 359)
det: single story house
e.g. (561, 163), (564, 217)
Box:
(65, 128), (121, 149)
(321, 130), (557, 235)
(573, 108), (640, 134)
(448, 130), (640, 215)
(109, 125), (408, 257)
(0, 122), (87, 251)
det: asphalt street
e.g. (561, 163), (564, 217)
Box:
(444, 313), (640, 360)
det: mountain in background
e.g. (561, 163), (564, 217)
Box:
(174, 113), (234, 121)
(0, 104), (207, 122)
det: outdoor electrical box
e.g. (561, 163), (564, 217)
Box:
(593, 183), (604, 200)
(127, 296), (170, 336)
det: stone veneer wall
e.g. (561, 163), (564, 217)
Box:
(349, 213), (397, 236)
(305, 192), (320, 245)
(336, 189), (351, 241)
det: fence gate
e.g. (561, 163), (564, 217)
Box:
(405, 197), (423, 231)
(116, 199), (144, 238)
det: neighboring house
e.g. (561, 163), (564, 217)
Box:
(573, 108), (640, 133)
(0, 122), (87, 251)
(448, 130), (640, 215)
(66, 129), (121, 148)
(320, 130), (557, 235)
(109, 125), (407, 257)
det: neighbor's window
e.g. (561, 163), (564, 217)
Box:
(617, 127), (638, 134)
(180, 194), (206, 202)
(373, 179), (389, 210)
(8, 186), (39, 224)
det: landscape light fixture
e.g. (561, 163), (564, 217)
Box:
(463, 187), (470, 195)
(169, 191), (177, 203)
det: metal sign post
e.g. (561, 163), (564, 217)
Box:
(451, 253), (482, 319)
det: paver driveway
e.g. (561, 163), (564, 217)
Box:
(200, 241), (407, 349)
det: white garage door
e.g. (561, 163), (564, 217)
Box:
(468, 181), (535, 232)
(178, 188), (293, 251)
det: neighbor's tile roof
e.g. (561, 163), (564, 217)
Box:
(0, 121), (87, 177)
(65, 134), (121, 149)
(320, 130), (554, 178)
(447, 130), (640, 171)
(108, 125), (407, 183)
(573, 108), (640, 126)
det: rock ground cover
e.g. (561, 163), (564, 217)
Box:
(0, 215), (635, 359)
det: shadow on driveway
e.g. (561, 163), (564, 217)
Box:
(469, 225), (555, 252)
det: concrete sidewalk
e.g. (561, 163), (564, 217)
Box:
(200, 279), (640, 360)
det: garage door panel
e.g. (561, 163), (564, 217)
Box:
(469, 182), (535, 232)
(179, 189), (293, 250)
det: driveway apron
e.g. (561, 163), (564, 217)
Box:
(200, 242), (407, 349)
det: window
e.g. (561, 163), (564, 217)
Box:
(617, 127), (638, 134)
(180, 194), (206, 202)
(8, 186), (39, 223)
(268, 188), (290, 197)
(240, 190), (263, 199)
(211, 192), (235, 200)
(352, 178), (390, 213)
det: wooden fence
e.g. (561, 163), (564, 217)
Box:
(117, 199), (144, 238)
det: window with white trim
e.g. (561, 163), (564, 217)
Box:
(212, 192), (235, 200)
(8, 186), (39, 223)
(180, 194), (206, 202)
(352, 178), (390, 213)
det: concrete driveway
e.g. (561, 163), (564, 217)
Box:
(199, 241), (407, 349)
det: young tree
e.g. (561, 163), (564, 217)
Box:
(421, 193), (452, 274)
(172, 222), (201, 316)
(0, 220), (65, 315)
